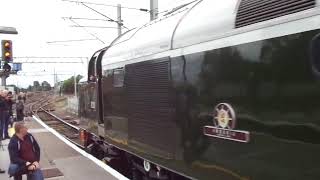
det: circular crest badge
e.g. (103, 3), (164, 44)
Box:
(213, 103), (236, 129)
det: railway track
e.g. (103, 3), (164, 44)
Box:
(28, 92), (84, 148)
(36, 108), (84, 147)
(24, 91), (54, 116)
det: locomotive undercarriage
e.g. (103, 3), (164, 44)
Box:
(85, 135), (188, 180)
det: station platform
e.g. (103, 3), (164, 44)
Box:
(0, 117), (128, 180)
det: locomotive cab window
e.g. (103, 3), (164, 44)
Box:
(103, 69), (113, 77)
(113, 68), (124, 87)
(88, 56), (97, 82)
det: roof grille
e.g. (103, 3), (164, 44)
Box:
(235, 0), (316, 28)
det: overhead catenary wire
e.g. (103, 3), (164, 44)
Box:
(69, 25), (118, 29)
(12, 56), (87, 59)
(80, 3), (116, 22)
(61, 0), (149, 12)
(17, 73), (76, 76)
(61, 0), (133, 30)
(18, 70), (73, 73)
(46, 39), (97, 43)
(80, 3), (129, 30)
(68, 18), (105, 44)
(13, 61), (84, 63)
(59, 0), (197, 45)
(157, 0), (200, 15)
(47, 44), (71, 46)
(154, 0), (177, 15)
(62, 17), (113, 22)
(10, 56), (87, 63)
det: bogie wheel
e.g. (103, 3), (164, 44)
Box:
(132, 167), (143, 180)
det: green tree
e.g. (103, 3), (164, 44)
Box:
(41, 81), (51, 91)
(33, 81), (40, 91)
(62, 75), (83, 94)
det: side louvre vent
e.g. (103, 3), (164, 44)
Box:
(236, 0), (316, 28)
(125, 58), (176, 154)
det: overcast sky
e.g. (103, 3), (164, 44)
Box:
(0, 0), (191, 88)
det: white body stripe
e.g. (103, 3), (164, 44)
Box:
(103, 8), (320, 70)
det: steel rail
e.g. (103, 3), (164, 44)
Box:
(39, 107), (80, 131)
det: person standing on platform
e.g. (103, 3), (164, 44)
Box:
(6, 91), (14, 128)
(2, 90), (11, 139)
(0, 90), (8, 140)
(0, 90), (3, 139)
(0, 90), (5, 174)
(8, 122), (44, 180)
(22, 92), (26, 103)
(16, 96), (24, 122)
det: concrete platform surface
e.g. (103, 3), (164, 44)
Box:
(0, 118), (126, 180)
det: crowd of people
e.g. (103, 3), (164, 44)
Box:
(0, 91), (26, 175)
(0, 91), (26, 140)
(0, 91), (43, 180)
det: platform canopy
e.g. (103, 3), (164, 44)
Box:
(0, 26), (18, 34)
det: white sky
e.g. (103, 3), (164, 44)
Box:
(0, 0), (190, 88)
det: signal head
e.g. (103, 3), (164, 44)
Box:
(1, 40), (13, 62)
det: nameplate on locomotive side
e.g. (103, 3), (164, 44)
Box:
(203, 126), (250, 143)
(203, 103), (250, 143)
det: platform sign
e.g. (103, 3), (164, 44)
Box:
(12, 63), (22, 71)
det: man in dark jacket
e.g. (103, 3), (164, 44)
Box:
(5, 91), (14, 129)
(0, 90), (11, 139)
(8, 122), (44, 180)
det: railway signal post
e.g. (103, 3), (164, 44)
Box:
(0, 26), (18, 87)
(1, 40), (13, 86)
